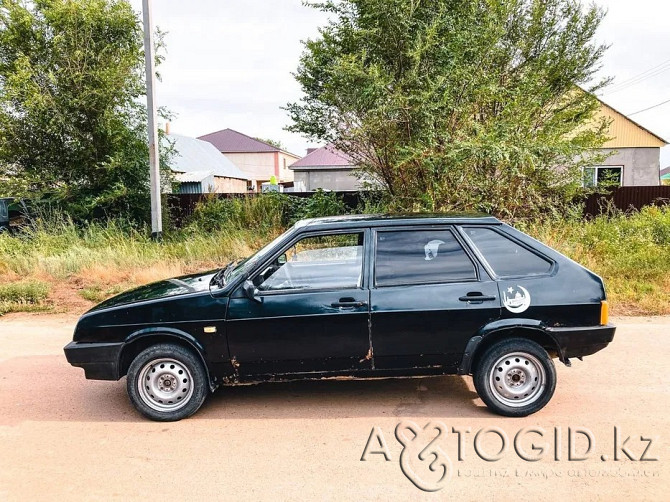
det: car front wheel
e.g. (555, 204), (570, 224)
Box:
(127, 343), (208, 421)
(474, 338), (556, 417)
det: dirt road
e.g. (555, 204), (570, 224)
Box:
(0, 314), (668, 501)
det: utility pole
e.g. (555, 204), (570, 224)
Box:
(142, 0), (162, 240)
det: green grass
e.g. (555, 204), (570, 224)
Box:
(0, 200), (668, 316)
(521, 205), (670, 316)
(0, 280), (51, 315)
(79, 284), (134, 303)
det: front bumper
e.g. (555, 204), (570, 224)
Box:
(545, 324), (616, 359)
(64, 341), (124, 380)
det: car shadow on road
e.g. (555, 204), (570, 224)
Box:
(198, 374), (491, 420)
(0, 355), (494, 424)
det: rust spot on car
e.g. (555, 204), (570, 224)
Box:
(359, 348), (373, 363)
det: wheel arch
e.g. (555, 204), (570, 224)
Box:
(459, 321), (563, 375)
(119, 328), (214, 391)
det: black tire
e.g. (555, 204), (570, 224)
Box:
(474, 338), (556, 417)
(127, 343), (208, 421)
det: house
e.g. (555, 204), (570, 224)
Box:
(289, 145), (361, 191)
(167, 134), (251, 194)
(289, 100), (669, 191)
(197, 128), (300, 191)
(589, 99), (668, 186)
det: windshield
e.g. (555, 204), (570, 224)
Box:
(217, 227), (296, 286)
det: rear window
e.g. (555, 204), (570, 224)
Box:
(375, 229), (476, 286)
(463, 227), (552, 278)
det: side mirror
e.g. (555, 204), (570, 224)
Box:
(242, 280), (262, 303)
(277, 253), (287, 265)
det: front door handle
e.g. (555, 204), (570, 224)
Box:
(459, 292), (497, 303)
(331, 297), (367, 308)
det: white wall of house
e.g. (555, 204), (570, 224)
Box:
(294, 168), (362, 191)
(599, 147), (661, 186)
(223, 152), (297, 188)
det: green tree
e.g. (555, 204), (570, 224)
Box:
(0, 0), (168, 221)
(287, 0), (611, 218)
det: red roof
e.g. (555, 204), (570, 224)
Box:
(198, 128), (286, 154)
(290, 145), (353, 168)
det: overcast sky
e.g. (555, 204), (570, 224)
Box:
(129, 0), (670, 167)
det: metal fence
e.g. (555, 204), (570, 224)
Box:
(167, 186), (670, 224)
(583, 186), (670, 217)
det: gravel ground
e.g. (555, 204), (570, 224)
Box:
(0, 314), (668, 501)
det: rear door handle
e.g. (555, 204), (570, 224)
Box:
(331, 297), (367, 308)
(459, 292), (497, 303)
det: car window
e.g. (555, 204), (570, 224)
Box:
(375, 230), (476, 287)
(464, 227), (552, 277)
(256, 232), (364, 292)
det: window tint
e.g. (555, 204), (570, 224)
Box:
(375, 230), (476, 286)
(464, 227), (552, 277)
(256, 233), (363, 291)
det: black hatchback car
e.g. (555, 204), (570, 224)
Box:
(65, 214), (615, 421)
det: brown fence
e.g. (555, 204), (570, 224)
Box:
(168, 186), (670, 224)
(583, 186), (670, 217)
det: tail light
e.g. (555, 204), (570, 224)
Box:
(600, 300), (609, 325)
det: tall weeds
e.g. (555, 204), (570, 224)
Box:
(0, 197), (668, 316)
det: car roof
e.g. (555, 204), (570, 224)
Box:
(295, 213), (501, 230)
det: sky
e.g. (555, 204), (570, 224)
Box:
(129, 0), (670, 167)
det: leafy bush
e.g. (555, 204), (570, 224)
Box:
(290, 190), (349, 222)
(186, 191), (349, 232)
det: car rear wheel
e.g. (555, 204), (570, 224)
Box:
(474, 338), (556, 417)
(127, 343), (208, 421)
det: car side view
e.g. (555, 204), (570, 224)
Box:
(64, 214), (615, 421)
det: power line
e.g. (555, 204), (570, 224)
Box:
(609, 58), (670, 88)
(628, 98), (670, 116)
(601, 58), (670, 96)
(604, 65), (670, 95)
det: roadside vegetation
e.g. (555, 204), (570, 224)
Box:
(0, 194), (668, 316)
(0, 280), (51, 315)
(0, 1), (665, 318)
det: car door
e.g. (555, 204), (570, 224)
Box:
(369, 226), (501, 371)
(226, 229), (372, 377)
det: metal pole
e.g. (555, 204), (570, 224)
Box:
(142, 0), (162, 240)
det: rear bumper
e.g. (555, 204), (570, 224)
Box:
(545, 324), (616, 359)
(64, 341), (124, 380)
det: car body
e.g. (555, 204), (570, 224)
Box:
(64, 214), (615, 420)
(0, 198), (11, 233)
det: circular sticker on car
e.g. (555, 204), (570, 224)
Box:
(503, 285), (531, 313)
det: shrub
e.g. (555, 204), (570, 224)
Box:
(290, 190), (349, 222)
(186, 191), (350, 232)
